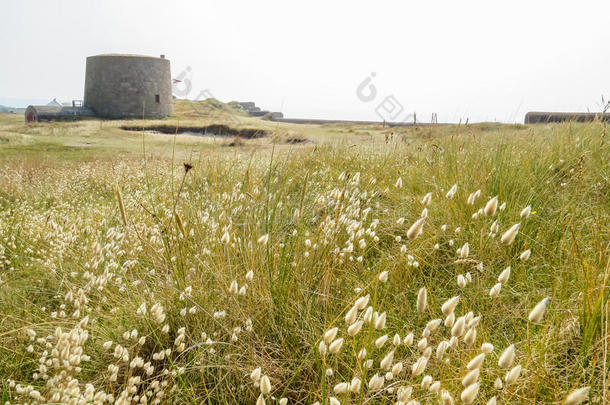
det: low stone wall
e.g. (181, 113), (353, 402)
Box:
(525, 112), (610, 124)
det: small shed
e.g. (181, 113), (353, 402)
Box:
(25, 105), (96, 123)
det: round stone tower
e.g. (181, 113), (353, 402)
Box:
(84, 54), (172, 119)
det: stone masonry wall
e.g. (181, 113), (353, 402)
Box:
(84, 55), (172, 119)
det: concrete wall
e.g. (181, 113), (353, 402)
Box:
(84, 54), (172, 119)
(25, 105), (96, 122)
(525, 111), (610, 124)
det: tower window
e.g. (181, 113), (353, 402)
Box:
(155, 94), (160, 103)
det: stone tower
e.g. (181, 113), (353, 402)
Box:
(84, 54), (172, 119)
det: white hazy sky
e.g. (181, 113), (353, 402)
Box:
(2, 0), (610, 122)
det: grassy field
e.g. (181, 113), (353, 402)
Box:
(0, 102), (608, 404)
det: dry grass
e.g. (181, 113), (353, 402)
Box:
(0, 109), (608, 404)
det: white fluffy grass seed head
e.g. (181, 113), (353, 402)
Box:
(504, 364), (522, 385)
(345, 305), (358, 325)
(250, 367), (262, 382)
(426, 318), (442, 332)
(460, 382), (480, 404)
(460, 242), (470, 258)
(436, 341), (449, 360)
(407, 217), (426, 240)
(442, 296), (460, 316)
(498, 266), (511, 284)
(489, 283), (502, 298)
(484, 196), (498, 216)
(501, 223), (520, 245)
(467, 353), (486, 370)
(374, 311), (387, 329)
(349, 377), (362, 394)
(318, 340), (327, 356)
(411, 356), (428, 376)
(328, 338), (344, 354)
(528, 297), (551, 323)
(445, 311), (456, 328)
(421, 375), (433, 389)
(229, 280), (239, 295)
(421, 192), (433, 205)
(260, 375), (271, 394)
(441, 391), (454, 405)
(380, 350), (395, 370)
(498, 344), (516, 368)
(481, 342), (494, 354)
(490, 219), (499, 234)
(417, 287), (428, 313)
(258, 234), (269, 245)
(375, 335), (389, 348)
(324, 327), (338, 344)
(451, 316), (466, 337)
(347, 320), (364, 336)
(354, 294), (369, 310)
(368, 373), (384, 391)
(457, 274), (467, 288)
(462, 368), (480, 387)
(564, 387), (591, 405)
(446, 184), (458, 199)
(333, 382), (349, 394)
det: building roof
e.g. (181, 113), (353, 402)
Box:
(29, 105), (63, 113)
(46, 98), (62, 107)
(89, 53), (166, 59)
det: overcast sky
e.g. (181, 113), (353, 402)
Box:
(2, 0), (610, 122)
